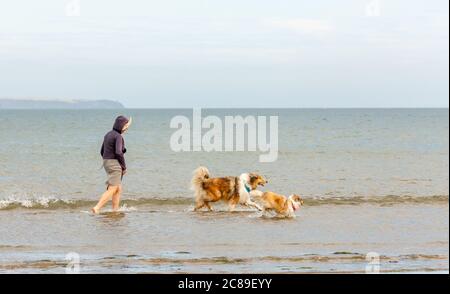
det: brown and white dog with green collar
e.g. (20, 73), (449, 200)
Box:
(191, 166), (267, 212)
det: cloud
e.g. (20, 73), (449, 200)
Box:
(267, 18), (334, 35)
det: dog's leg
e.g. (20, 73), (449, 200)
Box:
(205, 202), (214, 211)
(261, 207), (269, 217)
(194, 201), (206, 211)
(246, 200), (263, 211)
(229, 198), (238, 212)
(228, 195), (240, 212)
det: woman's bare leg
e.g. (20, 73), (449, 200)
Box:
(112, 185), (122, 211)
(92, 185), (118, 214)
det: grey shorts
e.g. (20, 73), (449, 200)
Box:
(103, 159), (122, 186)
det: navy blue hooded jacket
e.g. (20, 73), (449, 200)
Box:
(100, 116), (128, 171)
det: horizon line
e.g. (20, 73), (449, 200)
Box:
(1, 107), (448, 110)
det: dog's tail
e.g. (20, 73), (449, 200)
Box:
(191, 166), (210, 192)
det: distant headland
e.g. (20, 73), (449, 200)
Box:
(0, 98), (125, 109)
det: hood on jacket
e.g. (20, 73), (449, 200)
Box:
(113, 115), (129, 134)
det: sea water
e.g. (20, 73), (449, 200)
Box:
(0, 109), (448, 273)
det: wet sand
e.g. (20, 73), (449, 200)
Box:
(0, 202), (448, 273)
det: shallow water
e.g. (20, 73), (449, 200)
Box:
(0, 109), (448, 273)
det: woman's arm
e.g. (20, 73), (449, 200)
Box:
(114, 135), (127, 171)
(100, 142), (104, 157)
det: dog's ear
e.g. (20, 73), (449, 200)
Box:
(296, 195), (304, 204)
(249, 173), (258, 181)
(292, 194), (301, 201)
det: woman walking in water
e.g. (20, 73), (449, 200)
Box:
(92, 115), (132, 214)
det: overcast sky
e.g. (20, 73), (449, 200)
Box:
(0, 0), (448, 108)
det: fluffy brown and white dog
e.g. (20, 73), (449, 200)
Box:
(259, 192), (304, 218)
(191, 166), (267, 211)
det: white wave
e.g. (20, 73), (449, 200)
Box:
(0, 195), (75, 209)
